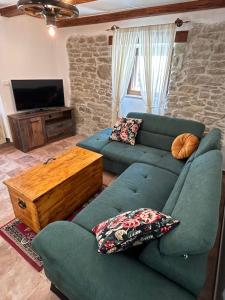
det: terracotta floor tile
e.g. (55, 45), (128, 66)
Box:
(6, 150), (27, 160)
(0, 248), (46, 300)
(0, 135), (117, 299)
(15, 155), (37, 164)
(6, 167), (24, 177)
(26, 280), (59, 300)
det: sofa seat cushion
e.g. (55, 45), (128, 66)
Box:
(73, 163), (178, 232)
(102, 142), (185, 175)
(32, 222), (195, 300)
(102, 142), (160, 165)
(139, 240), (209, 296)
(77, 128), (112, 153)
(140, 151), (185, 175)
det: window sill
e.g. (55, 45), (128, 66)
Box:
(126, 94), (142, 99)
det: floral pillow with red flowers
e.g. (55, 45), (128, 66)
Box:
(109, 117), (142, 146)
(92, 208), (179, 255)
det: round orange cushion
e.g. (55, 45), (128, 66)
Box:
(171, 133), (200, 160)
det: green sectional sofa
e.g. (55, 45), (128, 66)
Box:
(32, 113), (223, 300)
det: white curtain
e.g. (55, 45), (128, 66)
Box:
(139, 24), (176, 115)
(0, 97), (6, 145)
(111, 28), (138, 124)
(0, 115), (6, 145)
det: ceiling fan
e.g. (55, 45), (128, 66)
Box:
(17, 0), (94, 36)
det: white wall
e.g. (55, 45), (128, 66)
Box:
(0, 15), (60, 139)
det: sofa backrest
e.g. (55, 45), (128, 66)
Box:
(186, 128), (221, 164)
(127, 112), (205, 151)
(191, 128), (221, 160)
(162, 162), (191, 215)
(160, 150), (222, 256)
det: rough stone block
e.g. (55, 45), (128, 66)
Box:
(97, 64), (111, 80)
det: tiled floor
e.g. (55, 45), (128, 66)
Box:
(0, 135), (117, 300)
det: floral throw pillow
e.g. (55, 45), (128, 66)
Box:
(92, 208), (180, 255)
(109, 117), (142, 146)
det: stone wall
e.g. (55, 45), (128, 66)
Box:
(67, 25), (225, 145)
(167, 23), (225, 145)
(67, 35), (112, 135)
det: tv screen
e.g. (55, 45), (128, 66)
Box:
(11, 79), (65, 111)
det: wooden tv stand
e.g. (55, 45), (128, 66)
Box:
(8, 107), (75, 152)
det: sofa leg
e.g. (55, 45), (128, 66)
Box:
(50, 283), (70, 300)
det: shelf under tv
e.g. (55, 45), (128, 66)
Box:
(8, 107), (75, 152)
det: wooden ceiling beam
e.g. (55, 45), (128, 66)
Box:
(0, 5), (22, 17)
(57, 0), (225, 28)
(1, 0), (225, 25)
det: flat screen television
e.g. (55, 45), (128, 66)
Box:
(11, 79), (65, 111)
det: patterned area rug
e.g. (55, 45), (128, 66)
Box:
(0, 187), (105, 272)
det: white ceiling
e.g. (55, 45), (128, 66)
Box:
(0, 0), (15, 7)
(0, 0), (195, 16)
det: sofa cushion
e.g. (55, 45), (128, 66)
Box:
(102, 142), (161, 165)
(193, 128), (221, 158)
(142, 151), (185, 175)
(127, 112), (205, 151)
(32, 221), (195, 300)
(102, 142), (185, 175)
(73, 163), (178, 232)
(77, 128), (112, 153)
(92, 208), (179, 254)
(139, 240), (209, 296)
(110, 117), (142, 145)
(171, 133), (199, 159)
(160, 150), (223, 256)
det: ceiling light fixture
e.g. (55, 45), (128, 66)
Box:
(17, 0), (79, 36)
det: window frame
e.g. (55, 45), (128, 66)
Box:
(127, 45), (175, 98)
(127, 47), (141, 97)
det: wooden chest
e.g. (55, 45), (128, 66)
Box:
(4, 147), (103, 233)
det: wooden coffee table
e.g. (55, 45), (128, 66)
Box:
(4, 147), (103, 233)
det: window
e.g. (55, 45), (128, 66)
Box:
(127, 49), (141, 96)
(127, 46), (173, 101)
